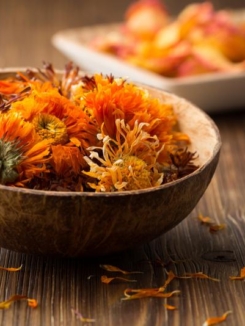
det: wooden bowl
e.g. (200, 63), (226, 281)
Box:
(0, 71), (221, 257)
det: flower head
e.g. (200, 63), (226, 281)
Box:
(0, 113), (50, 185)
(10, 85), (99, 176)
(84, 119), (163, 192)
(73, 74), (189, 165)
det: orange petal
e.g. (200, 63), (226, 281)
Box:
(0, 295), (37, 309)
(159, 269), (190, 292)
(99, 264), (142, 275)
(184, 272), (220, 282)
(164, 303), (177, 310)
(198, 213), (214, 225)
(122, 288), (180, 300)
(27, 299), (38, 308)
(229, 267), (245, 280)
(203, 311), (232, 326)
(101, 275), (137, 284)
(209, 224), (226, 233)
(0, 265), (22, 272)
(159, 270), (176, 292)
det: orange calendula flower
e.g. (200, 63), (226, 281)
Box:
(78, 74), (189, 163)
(84, 119), (164, 191)
(11, 86), (98, 148)
(0, 113), (50, 185)
(50, 144), (84, 175)
(10, 85), (98, 178)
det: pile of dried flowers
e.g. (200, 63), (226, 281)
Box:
(91, 0), (245, 77)
(0, 62), (197, 192)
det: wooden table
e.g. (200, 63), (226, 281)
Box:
(0, 110), (245, 326)
(1, 1), (245, 325)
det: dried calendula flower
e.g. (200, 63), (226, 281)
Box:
(202, 310), (232, 326)
(0, 62), (197, 191)
(0, 295), (38, 309)
(0, 113), (50, 186)
(229, 267), (245, 280)
(99, 264), (142, 275)
(101, 275), (137, 284)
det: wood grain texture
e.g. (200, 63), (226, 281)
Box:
(0, 1), (245, 325)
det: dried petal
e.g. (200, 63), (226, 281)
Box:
(209, 224), (226, 233)
(229, 267), (245, 280)
(122, 288), (180, 300)
(164, 303), (177, 310)
(101, 275), (137, 284)
(27, 299), (38, 308)
(198, 213), (214, 225)
(159, 269), (190, 292)
(202, 310), (232, 326)
(0, 265), (22, 272)
(100, 264), (142, 275)
(197, 214), (226, 234)
(184, 272), (220, 282)
(0, 295), (37, 309)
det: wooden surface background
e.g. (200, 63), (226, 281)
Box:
(0, 0), (244, 68)
(0, 1), (245, 325)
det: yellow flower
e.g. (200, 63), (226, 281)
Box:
(84, 119), (163, 192)
(32, 113), (69, 145)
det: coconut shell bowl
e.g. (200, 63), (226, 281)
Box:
(0, 69), (221, 258)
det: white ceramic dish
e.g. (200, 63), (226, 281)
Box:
(52, 20), (245, 113)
